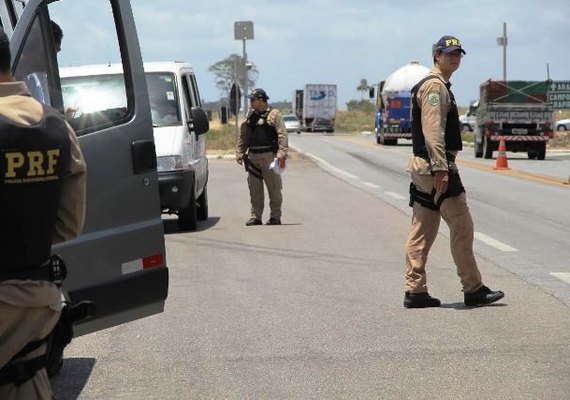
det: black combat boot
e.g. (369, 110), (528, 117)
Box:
(265, 218), (281, 225)
(464, 285), (504, 306)
(245, 218), (262, 226)
(403, 292), (441, 308)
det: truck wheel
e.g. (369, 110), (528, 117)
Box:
(461, 124), (472, 132)
(178, 185), (197, 231)
(376, 135), (381, 144)
(483, 136), (493, 159)
(536, 142), (546, 160)
(197, 185), (208, 221)
(527, 152), (537, 160)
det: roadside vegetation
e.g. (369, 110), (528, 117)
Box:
(205, 103), (569, 152)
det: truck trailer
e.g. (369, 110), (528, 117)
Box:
(474, 80), (554, 160)
(293, 84), (337, 131)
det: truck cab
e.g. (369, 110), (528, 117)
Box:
(1, 0), (169, 337)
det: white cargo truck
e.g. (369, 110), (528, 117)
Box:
(297, 84), (337, 131)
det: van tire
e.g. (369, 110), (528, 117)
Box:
(178, 186), (197, 231)
(197, 185), (208, 221)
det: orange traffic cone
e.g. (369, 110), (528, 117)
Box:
(493, 136), (510, 170)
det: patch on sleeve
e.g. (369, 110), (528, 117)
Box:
(427, 92), (440, 106)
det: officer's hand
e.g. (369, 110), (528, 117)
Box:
(277, 153), (286, 168)
(433, 170), (449, 193)
(236, 155), (243, 165)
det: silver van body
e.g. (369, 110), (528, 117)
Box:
(2, 0), (169, 336)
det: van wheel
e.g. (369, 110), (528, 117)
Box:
(178, 186), (197, 231)
(197, 185), (208, 221)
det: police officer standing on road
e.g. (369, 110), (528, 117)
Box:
(404, 35), (504, 308)
(0, 26), (86, 398)
(236, 88), (288, 226)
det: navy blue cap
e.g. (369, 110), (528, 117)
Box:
(434, 35), (466, 55)
(247, 88), (269, 101)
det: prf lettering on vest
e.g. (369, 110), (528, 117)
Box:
(4, 149), (60, 183)
(445, 39), (460, 46)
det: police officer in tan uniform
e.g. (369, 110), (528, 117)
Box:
(236, 88), (288, 226)
(0, 26), (86, 399)
(404, 35), (504, 308)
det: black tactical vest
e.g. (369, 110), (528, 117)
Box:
(246, 107), (278, 152)
(411, 75), (462, 156)
(0, 105), (71, 271)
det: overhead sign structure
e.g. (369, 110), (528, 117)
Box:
(548, 81), (570, 110)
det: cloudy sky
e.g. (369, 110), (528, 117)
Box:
(65, 0), (570, 109)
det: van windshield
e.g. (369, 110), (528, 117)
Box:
(146, 73), (181, 127)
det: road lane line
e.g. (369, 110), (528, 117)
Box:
(362, 182), (380, 189)
(385, 191), (406, 200)
(304, 152), (358, 179)
(474, 232), (518, 252)
(550, 272), (570, 284)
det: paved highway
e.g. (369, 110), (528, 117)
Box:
(52, 134), (570, 399)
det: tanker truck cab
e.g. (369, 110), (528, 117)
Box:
(2, 0), (171, 341)
(59, 62), (210, 231)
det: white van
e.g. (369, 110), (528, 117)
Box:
(60, 62), (209, 231)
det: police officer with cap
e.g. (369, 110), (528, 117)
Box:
(404, 35), (504, 308)
(236, 88), (288, 226)
(0, 26), (86, 398)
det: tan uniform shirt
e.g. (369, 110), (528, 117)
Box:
(0, 81), (86, 315)
(415, 66), (458, 172)
(237, 106), (288, 159)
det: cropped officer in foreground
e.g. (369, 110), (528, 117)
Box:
(404, 35), (504, 308)
(0, 26), (86, 399)
(236, 88), (288, 226)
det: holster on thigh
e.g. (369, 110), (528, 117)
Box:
(435, 171), (465, 208)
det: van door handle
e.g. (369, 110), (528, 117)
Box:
(131, 139), (157, 174)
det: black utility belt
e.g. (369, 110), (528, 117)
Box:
(0, 255), (67, 283)
(248, 147), (274, 154)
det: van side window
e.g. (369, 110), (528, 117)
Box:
(181, 74), (194, 121)
(13, 1), (132, 136)
(146, 72), (181, 127)
(190, 74), (202, 107)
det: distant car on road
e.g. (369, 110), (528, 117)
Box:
(310, 117), (334, 133)
(283, 114), (302, 134)
(555, 118), (570, 131)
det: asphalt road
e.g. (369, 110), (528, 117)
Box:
(52, 136), (570, 399)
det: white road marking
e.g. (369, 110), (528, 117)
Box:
(550, 272), (570, 284)
(304, 152), (358, 179)
(362, 182), (380, 189)
(474, 232), (518, 252)
(385, 191), (406, 200)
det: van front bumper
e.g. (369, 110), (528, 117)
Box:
(158, 170), (195, 210)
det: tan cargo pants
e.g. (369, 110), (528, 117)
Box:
(0, 302), (60, 400)
(247, 151), (282, 220)
(405, 157), (482, 294)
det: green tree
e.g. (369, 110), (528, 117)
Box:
(208, 54), (259, 98)
(356, 78), (369, 99)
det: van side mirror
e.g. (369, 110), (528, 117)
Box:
(190, 107), (209, 135)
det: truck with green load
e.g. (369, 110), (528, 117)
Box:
(474, 80), (554, 160)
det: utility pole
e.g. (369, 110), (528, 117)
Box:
(496, 22), (507, 81)
(234, 21), (254, 114)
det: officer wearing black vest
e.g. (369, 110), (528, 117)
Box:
(404, 35), (504, 308)
(0, 27), (86, 399)
(236, 88), (288, 226)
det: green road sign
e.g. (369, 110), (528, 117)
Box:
(548, 81), (570, 110)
